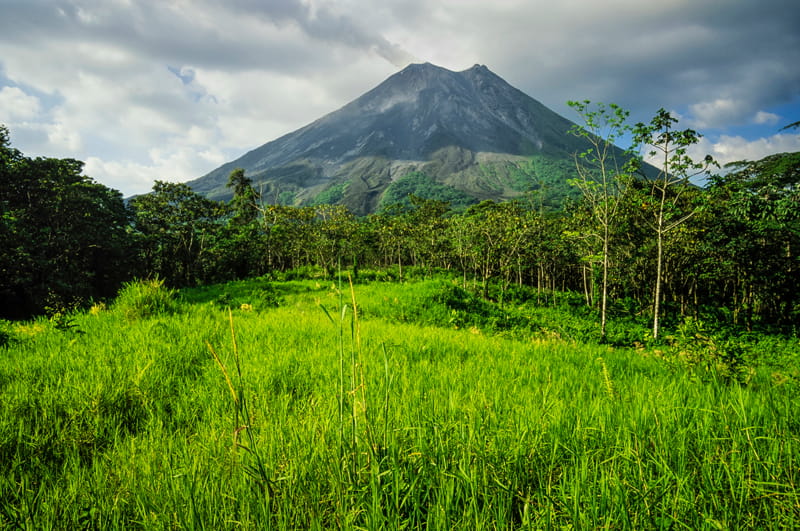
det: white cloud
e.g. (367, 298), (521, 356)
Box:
(688, 103), (785, 130)
(83, 157), (162, 195)
(84, 141), (230, 196)
(687, 98), (743, 129)
(689, 133), (800, 168)
(46, 121), (83, 152)
(754, 111), (780, 125)
(0, 86), (42, 121)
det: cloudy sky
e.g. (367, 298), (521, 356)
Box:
(1, 0), (799, 196)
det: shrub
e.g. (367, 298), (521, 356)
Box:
(250, 284), (283, 308)
(113, 279), (179, 320)
(214, 291), (235, 308)
(354, 269), (397, 282)
(665, 317), (753, 384)
(429, 283), (529, 332)
(274, 265), (327, 281)
(0, 320), (12, 348)
(210, 282), (283, 311)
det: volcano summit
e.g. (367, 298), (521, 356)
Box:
(188, 63), (601, 213)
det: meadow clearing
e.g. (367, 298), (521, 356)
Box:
(1, 275), (799, 529)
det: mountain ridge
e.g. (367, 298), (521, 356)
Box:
(187, 63), (612, 213)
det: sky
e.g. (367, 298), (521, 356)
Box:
(1, 0), (799, 197)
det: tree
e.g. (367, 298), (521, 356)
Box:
(701, 152), (800, 329)
(567, 101), (636, 338)
(459, 200), (529, 299)
(260, 205), (316, 270)
(310, 204), (361, 277)
(405, 195), (452, 276)
(130, 181), (225, 286)
(633, 109), (716, 339)
(218, 168), (265, 279)
(370, 206), (412, 277)
(0, 125), (134, 317)
(226, 167), (260, 225)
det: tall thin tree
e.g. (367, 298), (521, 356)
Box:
(567, 101), (636, 339)
(633, 109), (716, 339)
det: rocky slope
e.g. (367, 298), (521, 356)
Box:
(188, 63), (610, 214)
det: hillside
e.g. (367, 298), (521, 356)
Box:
(187, 63), (615, 213)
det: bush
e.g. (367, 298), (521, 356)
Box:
(429, 283), (528, 332)
(113, 279), (179, 320)
(353, 269), (397, 282)
(665, 317), (753, 385)
(273, 265), (327, 281)
(250, 284), (283, 308)
(0, 320), (12, 348)
(209, 281), (283, 311)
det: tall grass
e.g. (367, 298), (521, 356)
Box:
(0, 277), (798, 528)
(113, 278), (179, 320)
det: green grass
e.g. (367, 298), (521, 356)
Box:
(1, 277), (799, 528)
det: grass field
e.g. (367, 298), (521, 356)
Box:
(1, 276), (799, 529)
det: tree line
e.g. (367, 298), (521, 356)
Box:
(1, 114), (798, 335)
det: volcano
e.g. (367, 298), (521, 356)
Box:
(188, 63), (609, 214)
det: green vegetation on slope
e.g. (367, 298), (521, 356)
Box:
(1, 276), (798, 528)
(312, 180), (350, 206)
(378, 171), (479, 212)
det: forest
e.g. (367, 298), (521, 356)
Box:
(2, 108), (799, 338)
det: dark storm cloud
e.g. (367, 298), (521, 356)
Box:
(0, 0), (326, 74)
(493, 0), (800, 128)
(3, 0), (797, 120)
(0, 0), (797, 196)
(224, 0), (418, 67)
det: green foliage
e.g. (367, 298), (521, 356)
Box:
(277, 190), (296, 205)
(179, 277), (287, 311)
(113, 279), (179, 320)
(1, 118), (799, 341)
(566, 100), (639, 339)
(378, 171), (478, 212)
(48, 312), (84, 335)
(226, 167), (260, 225)
(429, 282), (524, 330)
(312, 181), (349, 205)
(129, 180), (227, 286)
(271, 264), (328, 281)
(0, 126), (134, 318)
(250, 284), (284, 308)
(355, 279), (650, 345)
(700, 151), (800, 329)
(215, 286), (283, 310)
(631, 108), (717, 339)
(664, 317), (753, 385)
(0, 320), (12, 348)
(506, 155), (580, 208)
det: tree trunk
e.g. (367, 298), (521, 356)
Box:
(653, 228), (664, 340)
(582, 265), (591, 307)
(600, 227), (609, 339)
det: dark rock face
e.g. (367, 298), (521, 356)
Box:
(188, 63), (595, 213)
